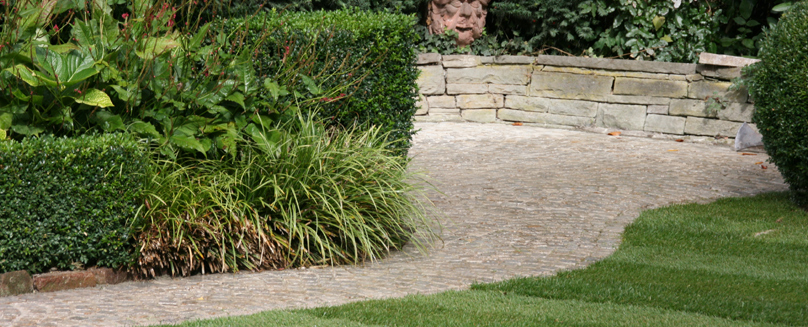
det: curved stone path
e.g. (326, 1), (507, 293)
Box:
(0, 122), (787, 327)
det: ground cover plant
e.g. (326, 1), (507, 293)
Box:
(745, 1), (808, 207)
(155, 192), (808, 326)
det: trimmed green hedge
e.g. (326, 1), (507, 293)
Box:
(225, 9), (420, 155)
(747, 1), (808, 207)
(0, 134), (148, 274)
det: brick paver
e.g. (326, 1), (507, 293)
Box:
(0, 122), (786, 327)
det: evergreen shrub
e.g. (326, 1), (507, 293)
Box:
(747, 1), (808, 206)
(225, 9), (420, 154)
(0, 134), (147, 274)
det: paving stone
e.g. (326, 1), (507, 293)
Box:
(88, 268), (129, 285)
(606, 95), (671, 105)
(696, 65), (742, 80)
(457, 94), (503, 109)
(688, 81), (748, 103)
(669, 99), (713, 117)
(494, 56), (535, 64)
(417, 66), (445, 95)
(461, 109), (497, 123)
(447, 66), (533, 85)
(644, 114), (686, 134)
(505, 96), (550, 112)
(489, 84), (527, 95)
(684, 117), (744, 137)
(698, 53), (760, 67)
(530, 72), (613, 98)
(0, 123), (785, 327)
(0, 271), (32, 297)
(597, 104), (647, 131)
(717, 102), (755, 122)
(613, 78), (688, 98)
(426, 96), (455, 109)
(427, 108), (461, 115)
(442, 55), (482, 68)
(447, 84), (488, 94)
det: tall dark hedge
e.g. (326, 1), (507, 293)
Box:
(226, 9), (420, 154)
(0, 134), (147, 274)
(747, 1), (808, 207)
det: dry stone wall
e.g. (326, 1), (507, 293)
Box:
(415, 54), (756, 138)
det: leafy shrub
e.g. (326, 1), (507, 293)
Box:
(134, 114), (436, 277)
(0, 133), (148, 274)
(225, 9), (421, 155)
(746, 1), (808, 207)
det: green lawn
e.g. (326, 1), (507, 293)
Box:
(160, 192), (808, 327)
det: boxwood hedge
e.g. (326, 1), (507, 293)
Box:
(225, 9), (420, 155)
(747, 1), (808, 207)
(0, 134), (148, 274)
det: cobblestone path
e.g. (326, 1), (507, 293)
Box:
(0, 122), (787, 327)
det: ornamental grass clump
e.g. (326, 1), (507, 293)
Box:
(135, 115), (436, 277)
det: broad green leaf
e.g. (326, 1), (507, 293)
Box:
(740, 0), (754, 19)
(5, 65), (48, 87)
(264, 79), (281, 100)
(11, 124), (44, 136)
(772, 2), (792, 13)
(652, 16), (666, 31)
(243, 123), (266, 144)
(299, 75), (321, 95)
(170, 135), (206, 153)
(93, 110), (125, 131)
(189, 22), (212, 51)
(49, 43), (80, 54)
(0, 129), (6, 140)
(742, 38), (755, 49)
(733, 16), (746, 26)
(35, 48), (98, 88)
(72, 88), (113, 107)
(136, 36), (180, 59)
(661, 35), (673, 43)
(0, 113), (12, 130)
(129, 121), (161, 138)
(226, 92), (246, 109)
(745, 19), (760, 27)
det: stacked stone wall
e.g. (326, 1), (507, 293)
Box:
(415, 54), (755, 138)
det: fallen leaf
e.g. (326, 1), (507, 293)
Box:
(608, 131), (621, 136)
(761, 165), (768, 169)
(668, 149), (679, 152)
(776, 218), (783, 223)
(675, 139), (684, 142)
(741, 153), (757, 156)
(512, 122), (523, 126)
(755, 162), (764, 165)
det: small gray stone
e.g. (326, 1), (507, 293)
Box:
(613, 78), (688, 98)
(717, 102), (755, 122)
(415, 95), (428, 115)
(442, 55), (482, 68)
(498, 109), (594, 126)
(417, 66), (446, 95)
(644, 114), (686, 134)
(530, 72), (613, 98)
(688, 81), (748, 103)
(696, 65), (742, 80)
(597, 103), (647, 131)
(669, 99), (713, 117)
(548, 99), (599, 118)
(416, 53), (442, 65)
(447, 84), (488, 94)
(457, 94), (504, 109)
(684, 117), (743, 136)
(0, 270), (33, 297)
(698, 52), (760, 67)
(427, 96), (455, 109)
(647, 105), (669, 115)
(505, 96), (550, 112)
(447, 66), (533, 85)
(489, 84), (527, 95)
(461, 109), (498, 123)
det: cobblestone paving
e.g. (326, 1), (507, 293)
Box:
(0, 122), (787, 327)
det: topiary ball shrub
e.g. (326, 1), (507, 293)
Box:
(747, 1), (808, 207)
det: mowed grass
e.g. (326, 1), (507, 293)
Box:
(159, 192), (808, 327)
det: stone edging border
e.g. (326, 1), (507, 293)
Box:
(0, 268), (130, 297)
